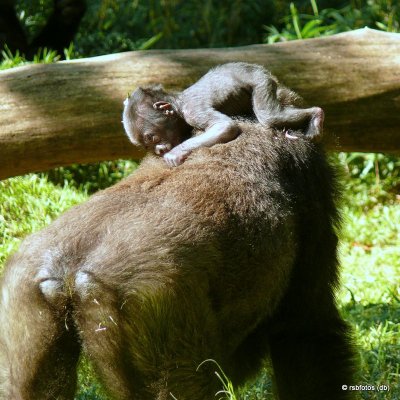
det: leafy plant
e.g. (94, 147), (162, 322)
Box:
(1, 44), (62, 69)
(0, 45), (27, 69)
(32, 47), (60, 63)
(63, 42), (79, 60)
(196, 359), (238, 400)
(265, 0), (335, 42)
(15, 0), (53, 40)
(265, 0), (399, 43)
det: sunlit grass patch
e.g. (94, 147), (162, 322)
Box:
(338, 190), (400, 399)
(0, 174), (88, 268)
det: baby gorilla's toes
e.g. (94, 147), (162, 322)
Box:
(305, 107), (324, 140)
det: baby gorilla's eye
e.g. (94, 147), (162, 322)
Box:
(143, 133), (154, 145)
(143, 133), (161, 145)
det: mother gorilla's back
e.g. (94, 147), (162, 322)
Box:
(0, 123), (354, 400)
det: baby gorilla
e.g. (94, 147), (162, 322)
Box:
(123, 62), (324, 166)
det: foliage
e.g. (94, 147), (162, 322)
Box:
(265, 0), (399, 42)
(32, 46), (60, 63)
(14, 0), (53, 39)
(11, 0), (399, 56)
(73, 0), (276, 56)
(12, 0), (274, 56)
(240, 368), (273, 399)
(339, 152), (400, 209)
(0, 43), (61, 69)
(76, 359), (106, 400)
(0, 45), (27, 69)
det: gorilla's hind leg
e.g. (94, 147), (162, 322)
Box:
(0, 261), (80, 399)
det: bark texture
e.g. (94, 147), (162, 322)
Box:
(0, 28), (399, 179)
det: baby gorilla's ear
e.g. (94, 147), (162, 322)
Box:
(153, 101), (175, 116)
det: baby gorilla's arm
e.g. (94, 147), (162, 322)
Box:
(164, 116), (240, 167)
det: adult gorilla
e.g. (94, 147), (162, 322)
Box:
(0, 122), (355, 400)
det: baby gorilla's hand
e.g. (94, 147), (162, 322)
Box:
(163, 146), (191, 167)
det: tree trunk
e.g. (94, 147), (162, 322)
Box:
(0, 28), (399, 180)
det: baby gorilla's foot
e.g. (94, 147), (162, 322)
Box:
(305, 107), (324, 139)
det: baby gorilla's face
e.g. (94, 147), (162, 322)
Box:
(122, 95), (190, 159)
(122, 98), (169, 153)
(139, 128), (174, 156)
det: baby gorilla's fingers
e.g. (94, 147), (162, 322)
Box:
(163, 147), (190, 167)
(164, 153), (181, 167)
(163, 153), (178, 167)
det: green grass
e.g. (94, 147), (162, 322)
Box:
(337, 175), (400, 400)
(0, 156), (399, 399)
(0, 174), (87, 267)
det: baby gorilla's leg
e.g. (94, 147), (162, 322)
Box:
(270, 106), (324, 140)
(250, 68), (324, 140)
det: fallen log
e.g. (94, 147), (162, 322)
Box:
(0, 28), (399, 180)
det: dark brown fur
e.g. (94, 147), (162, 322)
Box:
(0, 122), (354, 399)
